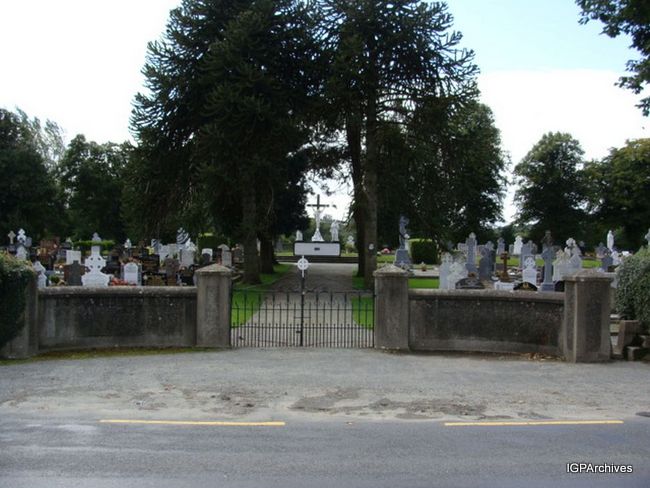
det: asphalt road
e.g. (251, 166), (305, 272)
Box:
(2, 347), (650, 486)
(1, 414), (649, 487)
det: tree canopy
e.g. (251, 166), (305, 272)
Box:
(577, 0), (650, 115)
(514, 132), (589, 244)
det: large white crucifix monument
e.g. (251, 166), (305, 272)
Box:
(293, 194), (341, 257)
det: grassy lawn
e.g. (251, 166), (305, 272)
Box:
(351, 295), (374, 328)
(408, 278), (439, 289)
(232, 264), (292, 326)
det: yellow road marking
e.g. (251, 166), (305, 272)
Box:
(99, 419), (285, 427)
(444, 420), (624, 427)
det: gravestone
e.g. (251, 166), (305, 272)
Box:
(439, 253), (452, 290)
(33, 260), (47, 288)
(122, 262), (141, 285)
(347, 235), (355, 248)
(508, 244), (515, 255)
(296, 230), (303, 241)
(7, 230), (16, 245)
(565, 237), (576, 255)
(552, 250), (570, 282)
(519, 242), (533, 271)
(496, 237), (505, 255)
(394, 216), (411, 269)
(65, 261), (84, 286)
(81, 235), (110, 287)
(140, 254), (160, 274)
(232, 246), (244, 265)
(542, 230), (553, 251)
(568, 247), (582, 275)
(600, 250), (614, 272)
(540, 246), (555, 292)
(513, 236), (523, 255)
(478, 247), (492, 281)
(611, 250), (621, 266)
(163, 256), (180, 285)
(457, 243), (468, 253)
(222, 249), (233, 267)
(485, 241), (496, 272)
(158, 244), (170, 263)
(448, 261), (466, 290)
(645, 228), (650, 246)
(522, 256), (537, 286)
(16, 244), (28, 260)
(465, 233), (477, 275)
(595, 243), (607, 259)
(201, 248), (213, 261)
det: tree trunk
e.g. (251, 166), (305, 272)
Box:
(363, 89), (379, 290)
(259, 236), (275, 274)
(346, 112), (365, 278)
(242, 191), (260, 284)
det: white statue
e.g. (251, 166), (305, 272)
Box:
(330, 221), (339, 242)
(606, 230), (614, 251)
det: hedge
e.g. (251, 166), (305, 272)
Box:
(410, 239), (439, 265)
(0, 253), (35, 349)
(616, 247), (650, 332)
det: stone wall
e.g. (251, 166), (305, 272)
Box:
(38, 287), (198, 350)
(408, 289), (564, 355)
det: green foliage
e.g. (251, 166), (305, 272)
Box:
(584, 138), (650, 249)
(0, 109), (64, 241)
(73, 240), (116, 253)
(58, 135), (130, 241)
(0, 253), (35, 348)
(410, 239), (439, 265)
(514, 132), (589, 245)
(615, 247), (650, 331)
(577, 0), (650, 115)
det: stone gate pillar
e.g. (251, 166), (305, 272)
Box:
(374, 265), (410, 351)
(562, 270), (613, 362)
(195, 264), (232, 348)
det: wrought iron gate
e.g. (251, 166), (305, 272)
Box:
(230, 289), (374, 348)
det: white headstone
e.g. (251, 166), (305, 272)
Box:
(296, 230), (303, 241)
(522, 256), (537, 286)
(33, 261), (47, 288)
(180, 249), (195, 267)
(201, 248), (213, 259)
(16, 245), (27, 260)
(124, 238), (132, 249)
(158, 245), (170, 262)
(513, 236), (523, 255)
(568, 247), (582, 275)
(82, 243), (110, 287)
(553, 250), (570, 282)
(448, 261), (467, 290)
(66, 250), (82, 265)
(221, 249), (232, 267)
(122, 262), (141, 285)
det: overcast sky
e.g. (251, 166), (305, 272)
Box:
(0, 0), (647, 222)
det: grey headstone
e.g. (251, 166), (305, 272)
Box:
(540, 246), (555, 292)
(465, 233), (477, 275)
(478, 248), (492, 281)
(496, 238), (505, 255)
(65, 262), (84, 286)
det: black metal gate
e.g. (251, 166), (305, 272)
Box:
(230, 289), (374, 348)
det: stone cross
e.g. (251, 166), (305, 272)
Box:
(17, 229), (27, 245)
(465, 232), (477, 274)
(82, 236), (109, 287)
(499, 252), (510, 282)
(540, 246), (555, 291)
(307, 195), (330, 242)
(542, 230), (553, 250)
(7, 230), (16, 245)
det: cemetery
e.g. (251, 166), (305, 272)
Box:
(2, 220), (649, 363)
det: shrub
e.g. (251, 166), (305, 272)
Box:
(74, 240), (116, 253)
(410, 239), (439, 264)
(616, 247), (650, 332)
(0, 253), (35, 349)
